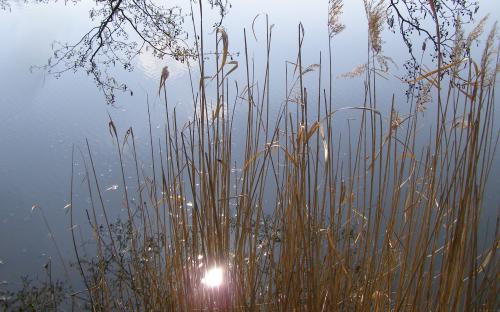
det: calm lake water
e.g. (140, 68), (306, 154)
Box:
(1, 0), (499, 288)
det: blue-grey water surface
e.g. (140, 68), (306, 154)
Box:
(1, 0), (499, 288)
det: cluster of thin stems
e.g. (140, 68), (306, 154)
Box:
(69, 3), (499, 311)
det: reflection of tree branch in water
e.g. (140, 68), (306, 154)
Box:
(388, 0), (438, 50)
(2, 0), (478, 102)
(387, 0), (479, 95)
(388, 0), (479, 56)
(89, 0), (124, 66)
(1, 0), (228, 104)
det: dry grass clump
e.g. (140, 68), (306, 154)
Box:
(27, 3), (499, 312)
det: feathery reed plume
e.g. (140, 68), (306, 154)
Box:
(466, 15), (489, 51)
(339, 63), (367, 78)
(451, 15), (465, 63)
(328, 0), (345, 37)
(364, 0), (385, 54)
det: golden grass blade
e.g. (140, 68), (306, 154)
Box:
(305, 121), (320, 142)
(211, 104), (222, 121)
(476, 244), (496, 274)
(243, 150), (264, 171)
(215, 27), (229, 77)
(219, 61), (239, 86)
(276, 145), (298, 166)
(405, 58), (469, 84)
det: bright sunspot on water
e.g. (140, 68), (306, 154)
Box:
(201, 267), (224, 288)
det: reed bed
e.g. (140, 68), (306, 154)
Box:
(8, 2), (499, 311)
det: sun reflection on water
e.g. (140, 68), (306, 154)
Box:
(201, 267), (224, 288)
